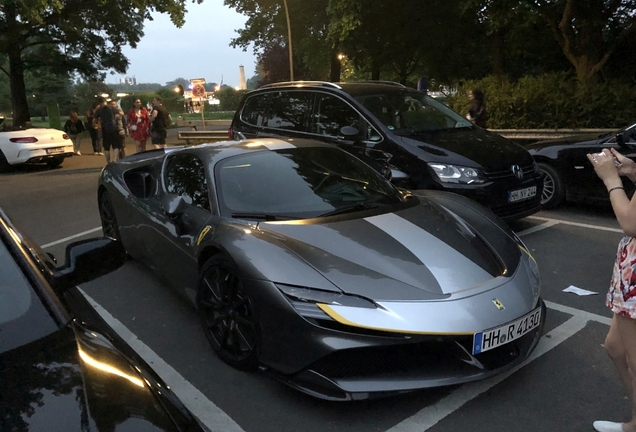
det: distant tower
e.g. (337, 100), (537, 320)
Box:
(238, 65), (247, 90)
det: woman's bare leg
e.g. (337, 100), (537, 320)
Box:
(615, 314), (636, 431)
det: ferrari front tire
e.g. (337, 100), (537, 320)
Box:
(196, 254), (259, 371)
(98, 190), (122, 241)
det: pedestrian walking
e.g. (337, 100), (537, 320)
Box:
(149, 96), (171, 149)
(127, 99), (151, 153)
(587, 147), (636, 432)
(95, 98), (124, 163)
(110, 100), (128, 158)
(63, 111), (85, 155)
(466, 88), (487, 128)
(85, 102), (103, 155)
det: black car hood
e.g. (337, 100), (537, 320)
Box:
(525, 135), (602, 151)
(258, 201), (520, 301)
(0, 324), (180, 431)
(397, 127), (534, 170)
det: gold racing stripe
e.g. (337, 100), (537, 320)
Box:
(316, 303), (475, 336)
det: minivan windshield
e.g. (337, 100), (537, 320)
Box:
(353, 90), (473, 134)
(215, 146), (409, 220)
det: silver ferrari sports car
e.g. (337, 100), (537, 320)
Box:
(97, 138), (545, 400)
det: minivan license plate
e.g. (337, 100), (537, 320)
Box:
(508, 186), (536, 203)
(472, 307), (542, 354)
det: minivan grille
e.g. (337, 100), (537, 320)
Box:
(483, 162), (536, 181)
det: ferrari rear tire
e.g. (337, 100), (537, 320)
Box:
(196, 255), (259, 371)
(98, 190), (122, 241)
(46, 157), (63, 169)
(538, 163), (564, 209)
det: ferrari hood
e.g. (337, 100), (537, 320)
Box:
(259, 201), (520, 301)
(0, 325), (180, 431)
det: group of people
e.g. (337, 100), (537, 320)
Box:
(63, 96), (172, 163)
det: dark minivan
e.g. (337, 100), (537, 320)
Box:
(230, 81), (543, 221)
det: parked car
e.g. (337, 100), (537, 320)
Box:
(0, 207), (206, 431)
(0, 127), (73, 172)
(229, 81), (543, 222)
(97, 139), (545, 401)
(525, 122), (636, 208)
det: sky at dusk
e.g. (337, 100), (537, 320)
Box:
(112, 2), (257, 87)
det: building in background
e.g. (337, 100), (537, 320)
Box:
(119, 76), (137, 86)
(238, 66), (247, 90)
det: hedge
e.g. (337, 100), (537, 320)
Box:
(447, 73), (636, 129)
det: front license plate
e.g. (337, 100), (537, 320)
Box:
(508, 186), (537, 203)
(472, 307), (542, 354)
(47, 147), (64, 154)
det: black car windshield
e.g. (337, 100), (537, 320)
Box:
(215, 146), (406, 219)
(0, 232), (59, 354)
(353, 90), (473, 134)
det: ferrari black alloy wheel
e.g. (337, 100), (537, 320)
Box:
(538, 162), (565, 209)
(197, 255), (259, 371)
(98, 191), (122, 240)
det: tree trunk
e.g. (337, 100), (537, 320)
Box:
(371, 57), (381, 80)
(330, 48), (341, 82)
(9, 45), (30, 129)
(491, 30), (506, 77)
(6, 1), (30, 130)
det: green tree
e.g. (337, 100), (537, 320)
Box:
(225, 0), (335, 81)
(464, 0), (636, 86)
(0, 0), (196, 129)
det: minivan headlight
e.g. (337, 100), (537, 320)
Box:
(428, 163), (485, 184)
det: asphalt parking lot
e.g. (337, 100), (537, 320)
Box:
(0, 161), (628, 432)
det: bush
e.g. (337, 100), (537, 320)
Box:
(216, 87), (248, 111)
(447, 73), (636, 129)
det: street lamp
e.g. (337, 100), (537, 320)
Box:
(283, 0), (294, 81)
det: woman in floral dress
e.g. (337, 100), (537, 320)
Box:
(126, 99), (151, 153)
(588, 147), (636, 432)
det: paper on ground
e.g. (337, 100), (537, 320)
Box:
(563, 285), (598, 296)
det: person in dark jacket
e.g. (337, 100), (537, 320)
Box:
(95, 98), (124, 163)
(149, 96), (171, 149)
(64, 111), (86, 155)
(466, 88), (487, 128)
(85, 102), (103, 155)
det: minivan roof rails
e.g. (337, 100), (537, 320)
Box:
(259, 81), (342, 90)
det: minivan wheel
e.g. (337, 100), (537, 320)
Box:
(538, 163), (565, 209)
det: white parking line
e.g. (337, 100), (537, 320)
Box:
(41, 227), (102, 248)
(526, 215), (623, 233)
(80, 289), (246, 432)
(387, 310), (596, 431)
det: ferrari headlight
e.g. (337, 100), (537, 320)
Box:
(276, 284), (376, 309)
(428, 163), (485, 184)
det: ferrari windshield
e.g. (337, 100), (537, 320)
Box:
(353, 90), (473, 134)
(215, 146), (407, 219)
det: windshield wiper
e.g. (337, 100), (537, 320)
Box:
(318, 202), (381, 218)
(231, 213), (298, 221)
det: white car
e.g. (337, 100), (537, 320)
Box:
(0, 127), (73, 172)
